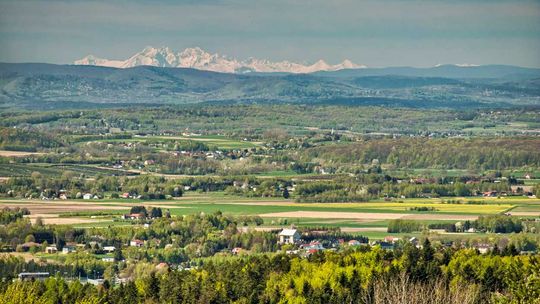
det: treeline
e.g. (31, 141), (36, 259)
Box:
(0, 174), (184, 200)
(390, 215), (540, 235)
(0, 111), (82, 127)
(302, 137), (540, 170)
(3, 105), (534, 138)
(387, 219), (422, 233)
(476, 215), (524, 233)
(292, 178), (513, 203)
(0, 127), (63, 151)
(0, 207), (30, 225)
(428, 215), (540, 235)
(158, 156), (221, 175)
(1, 245), (539, 303)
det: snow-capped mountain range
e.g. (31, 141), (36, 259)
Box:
(74, 46), (366, 74)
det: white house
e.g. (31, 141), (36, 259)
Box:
(348, 240), (361, 246)
(130, 239), (144, 247)
(45, 246), (58, 254)
(83, 193), (93, 200)
(103, 246), (116, 253)
(62, 245), (76, 254)
(474, 243), (493, 254)
(278, 229), (300, 244)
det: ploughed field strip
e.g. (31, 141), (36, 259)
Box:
(258, 211), (480, 221)
(0, 150), (45, 157)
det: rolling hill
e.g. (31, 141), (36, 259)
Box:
(0, 63), (538, 109)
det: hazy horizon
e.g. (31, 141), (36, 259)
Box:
(1, 0), (539, 68)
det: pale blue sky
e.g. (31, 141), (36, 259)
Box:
(0, 0), (539, 67)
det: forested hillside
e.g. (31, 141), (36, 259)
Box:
(303, 138), (540, 170)
(1, 63), (539, 109)
(0, 246), (538, 303)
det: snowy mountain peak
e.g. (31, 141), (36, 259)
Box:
(339, 59), (365, 69)
(74, 55), (124, 68)
(74, 46), (365, 74)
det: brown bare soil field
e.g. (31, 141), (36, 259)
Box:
(508, 211), (540, 216)
(340, 227), (388, 233)
(0, 150), (45, 157)
(402, 214), (479, 220)
(0, 203), (129, 214)
(27, 214), (106, 225)
(258, 211), (406, 220)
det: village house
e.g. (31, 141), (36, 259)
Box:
(384, 236), (401, 244)
(18, 272), (50, 281)
(58, 190), (68, 200)
(348, 240), (361, 246)
(511, 185), (534, 196)
(130, 239), (144, 247)
(474, 243), (493, 254)
(409, 237), (420, 248)
(45, 246), (58, 254)
(483, 191), (498, 197)
(83, 193), (93, 200)
(278, 229), (301, 244)
(302, 241), (324, 251)
(122, 213), (145, 220)
(103, 246), (116, 253)
(231, 247), (242, 255)
(62, 244), (77, 254)
(376, 241), (394, 250)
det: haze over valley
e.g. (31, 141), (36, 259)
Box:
(0, 1), (539, 303)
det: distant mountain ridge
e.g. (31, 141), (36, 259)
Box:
(74, 46), (365, 74)
(1, 62), (539, 110)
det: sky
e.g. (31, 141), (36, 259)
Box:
(0, 0), (539, 68)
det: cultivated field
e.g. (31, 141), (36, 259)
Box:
(0, 150), (44, 157)
(0, 192), (534, 232)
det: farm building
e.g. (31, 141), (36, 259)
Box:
(278, 229), (300, 244)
